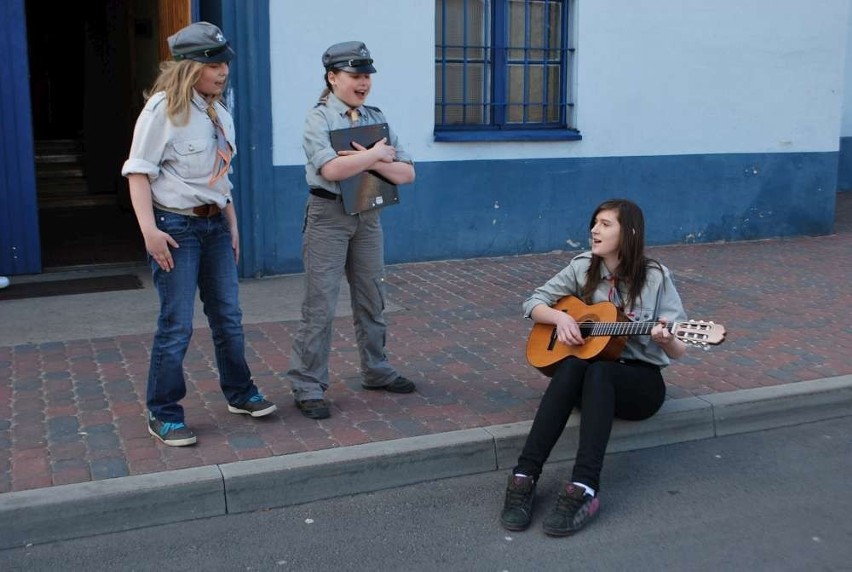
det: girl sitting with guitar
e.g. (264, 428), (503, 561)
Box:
(501, 198), (688, 537)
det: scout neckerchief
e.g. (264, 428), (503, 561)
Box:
(605, 266), (666, 322)
(206, 103), (232, 186)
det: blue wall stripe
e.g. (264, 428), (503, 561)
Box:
(262, 151), (838, 276)
(838, 136), (852, 191)
(214, 0), (274, 279)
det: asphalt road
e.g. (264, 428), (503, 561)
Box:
(3, 416), (851, 571)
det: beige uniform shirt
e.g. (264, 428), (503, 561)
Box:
(122, 90), (236, 210)
(302, 92), (412, 195)
(523, 252), (688, 367)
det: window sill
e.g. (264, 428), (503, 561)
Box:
(433, 129), (582, 143)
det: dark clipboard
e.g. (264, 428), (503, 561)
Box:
(329, 123), (400, 215)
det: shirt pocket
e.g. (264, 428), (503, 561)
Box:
(627, 304), (656, 323)
(171, 138), (211, 179)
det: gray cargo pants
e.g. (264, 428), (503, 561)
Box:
(287, 194), (398, 400)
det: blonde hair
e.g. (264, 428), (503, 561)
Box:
(144, 60), (222, 124)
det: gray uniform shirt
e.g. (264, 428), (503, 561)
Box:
(303, 92), (412, 194)
(522, 252), (687, 367)
(121, 90), (236, 209)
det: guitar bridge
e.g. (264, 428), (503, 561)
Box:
(547, 327), (558, 351)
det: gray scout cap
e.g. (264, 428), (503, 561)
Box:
(322, 41), (377, 73)
(168, 21), (234, 63)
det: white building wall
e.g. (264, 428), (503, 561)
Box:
(270, 0), (848, 165)
(841, 0), (852, 135)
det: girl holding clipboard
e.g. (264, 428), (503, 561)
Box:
(287, 41), (416, 420)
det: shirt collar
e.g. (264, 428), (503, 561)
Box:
(191, 89), (214, 112)
(326, 92), (362, 118)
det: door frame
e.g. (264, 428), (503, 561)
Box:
(0, 0), (41, 275)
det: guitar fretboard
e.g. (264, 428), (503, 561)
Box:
(579, 322), (670, 337)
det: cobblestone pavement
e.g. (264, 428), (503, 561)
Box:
(1, 194), (850, 494)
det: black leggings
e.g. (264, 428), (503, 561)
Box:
(514, 357), (665, 492)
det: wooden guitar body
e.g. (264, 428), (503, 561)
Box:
(526, 297), (628, 376)
(525, 296), (726, 376)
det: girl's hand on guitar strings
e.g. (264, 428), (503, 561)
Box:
(555, 312), (585, 346)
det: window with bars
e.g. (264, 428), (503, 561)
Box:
(435, 0), (577, 141)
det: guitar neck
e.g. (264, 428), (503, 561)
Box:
(580, 321), (670, 337)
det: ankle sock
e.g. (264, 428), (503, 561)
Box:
(572, 481), (595, 497)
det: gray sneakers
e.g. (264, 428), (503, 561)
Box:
(147, 415), (197, 447)
(228, 394), (278, 417)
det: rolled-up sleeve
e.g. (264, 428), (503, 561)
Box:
(122, 101), (169, 179)
(388, 124), (412, 165)
(303, 110), (338, 173)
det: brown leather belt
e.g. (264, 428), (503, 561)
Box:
(310, 188), (341, 201)
(192, 204), (221, 217)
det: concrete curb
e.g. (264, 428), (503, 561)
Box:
(0, 466), (225, 549)
(2, 375), (851, 549)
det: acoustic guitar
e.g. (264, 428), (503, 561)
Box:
(526, 296), (727, 376)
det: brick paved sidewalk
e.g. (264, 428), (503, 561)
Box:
(2, 196), (850, 494)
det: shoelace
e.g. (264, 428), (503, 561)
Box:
(554, 489), (586, 514)
(159, 421), (187, 436)
(506, 483), (533, 507)
(248, 394), (265, 403)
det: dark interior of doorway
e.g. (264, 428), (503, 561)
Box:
(27, 1), (148, 269)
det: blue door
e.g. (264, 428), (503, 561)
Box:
(0, 0), (41, 275)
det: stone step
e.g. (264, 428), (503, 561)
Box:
(39, 193), (116, 209)
(38, 179), (90, 197)
(37, 164), (85, 179)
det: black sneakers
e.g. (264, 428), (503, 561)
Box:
(542, 483), (600, 537)
(295, 398), (331, 419)
(500, 474), (537, 531)
(148, 415), (197, 447)
(228, 394), (278, 417)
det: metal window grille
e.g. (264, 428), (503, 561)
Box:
(435, 0), (572, 130)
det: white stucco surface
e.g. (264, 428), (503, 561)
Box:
(841, 1), (852, 136)
(270, 0), (849, 165)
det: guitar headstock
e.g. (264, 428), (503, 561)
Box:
(673, 320), (726, 349)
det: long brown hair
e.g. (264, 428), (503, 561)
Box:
(145, 60), (218, 124)
(580, 199), (661, 309)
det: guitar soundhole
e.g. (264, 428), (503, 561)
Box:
(549, 312), (596, 350)
(577, 314), (597, 339)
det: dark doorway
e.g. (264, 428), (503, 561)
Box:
(25, 1), (160, 269)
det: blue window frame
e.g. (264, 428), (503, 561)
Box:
(434, 0), (578, 141)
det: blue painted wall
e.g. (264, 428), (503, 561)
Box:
(839, 137), (852, 190)
(259, 151), (837, 276)
(0, 0), (40, 276)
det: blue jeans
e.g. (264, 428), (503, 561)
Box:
(147, 209), (258, 422)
